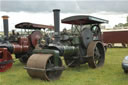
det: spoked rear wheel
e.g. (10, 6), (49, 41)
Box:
(88, 41), (105, 68)
(26, 54), (63, 81)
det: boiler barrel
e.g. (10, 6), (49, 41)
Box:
(12, 43), (29, 53)
(0, 43), (29, 54)
(63, 46), (78, 56)
(53, 45), (78, 56)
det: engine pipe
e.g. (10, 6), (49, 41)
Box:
(53, 9), (60, 43)
(2, 16), (9, 38)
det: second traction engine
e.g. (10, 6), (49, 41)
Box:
(0, 16), (54, 72)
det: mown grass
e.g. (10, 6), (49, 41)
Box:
(0, 48), (128, 85)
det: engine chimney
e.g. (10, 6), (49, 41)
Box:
(53, 9), (60, 43)
(2, 16), (9, 38)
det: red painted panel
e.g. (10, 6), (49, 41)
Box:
(103, 31), (128, 43)
(0, 48), (13, 72)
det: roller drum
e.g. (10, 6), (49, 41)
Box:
(26, 54), (63, 81)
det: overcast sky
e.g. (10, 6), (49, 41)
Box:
(0, 0), (128, 31)
(1, 0), (128, 13)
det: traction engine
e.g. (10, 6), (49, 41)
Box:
(25, 9), (108, 81)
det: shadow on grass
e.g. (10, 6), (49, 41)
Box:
(65, 63), (90, 72)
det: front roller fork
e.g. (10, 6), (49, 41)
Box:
(25, 49), (64, 81)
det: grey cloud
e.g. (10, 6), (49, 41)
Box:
(77, 1), (128, 13)
(0, 0), (128, 13)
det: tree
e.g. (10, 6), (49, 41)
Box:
(127, 16), (128, 23)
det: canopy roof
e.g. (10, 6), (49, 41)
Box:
(61, 15), (108, 25)
(15, 22), (54, 30)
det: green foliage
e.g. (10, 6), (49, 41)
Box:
(0, 48), (128, 85)
(114, 16), (128, 27)
(123, 23), (128, 26)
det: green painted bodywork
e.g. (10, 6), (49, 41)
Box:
(33, 49), (59, 66)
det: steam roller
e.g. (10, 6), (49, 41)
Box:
(25, 9), (108, 81)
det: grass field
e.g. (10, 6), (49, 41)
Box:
(0, 48), (128, 85)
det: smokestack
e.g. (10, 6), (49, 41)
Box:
(2, 16), (9, 38)
(53, 9), (60, 43)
